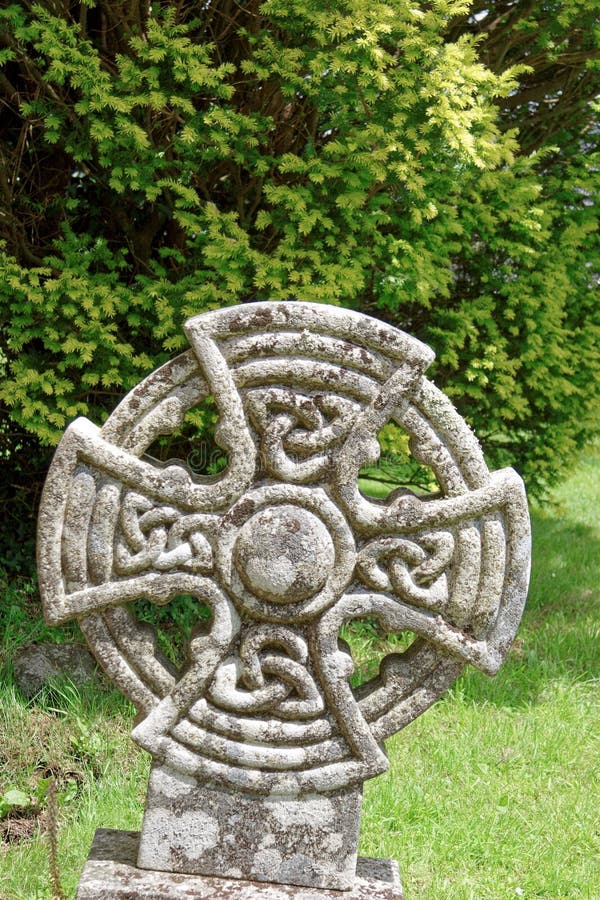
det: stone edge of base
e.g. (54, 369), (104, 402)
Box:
(76, 829), (404, 900)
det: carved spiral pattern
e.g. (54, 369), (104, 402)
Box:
(38, 302), (530, 795)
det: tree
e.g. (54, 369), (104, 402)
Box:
(0, 0), (598, 566)
(440, 0), (600, 491)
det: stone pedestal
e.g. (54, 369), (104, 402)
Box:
(138, 764), (363, 890)
(77, 829), (404, 899)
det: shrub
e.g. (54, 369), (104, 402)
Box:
(0, 0), (598, 557)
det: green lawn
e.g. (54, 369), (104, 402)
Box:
(1, 449), (598, 899)
(361, 450), (600, 899)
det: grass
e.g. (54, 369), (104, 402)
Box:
(360, 449), (600, 899)
(0, 682), (148, 899)
(0, 448), (599, 898)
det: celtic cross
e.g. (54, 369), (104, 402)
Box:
(38, 302), (530, 893)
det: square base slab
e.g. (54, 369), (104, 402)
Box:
(77, 829), (404, 899)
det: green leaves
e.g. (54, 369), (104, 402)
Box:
(0, 779), (51, 820)
(0, 789), (30, 818)
(0, 0), (598, 497)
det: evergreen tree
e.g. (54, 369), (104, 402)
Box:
(0, 1), (598, 564)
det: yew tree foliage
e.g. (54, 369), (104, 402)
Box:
(0, 0), (599, 550)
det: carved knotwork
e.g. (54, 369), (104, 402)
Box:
(38, 301), (530, 795)
(246, 388), (361, 483)
(356, 531), (455, 609)
(115, 492), (215, 576)
(208, 626), (325, 719)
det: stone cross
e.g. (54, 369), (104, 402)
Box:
(37, 302), (530, 898)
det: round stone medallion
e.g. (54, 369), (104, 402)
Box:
(233, 504), (335, 604)
(216, 484), (356, 623)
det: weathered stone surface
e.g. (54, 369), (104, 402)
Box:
(37, 301), (531, 891)
(138, 764), (362, 889)
(77, 830), (403, 900)
(13, 642), (97, 698)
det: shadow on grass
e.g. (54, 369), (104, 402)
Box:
(454, 510), (599, 709)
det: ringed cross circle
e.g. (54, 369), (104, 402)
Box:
(37, 302), (530, 796)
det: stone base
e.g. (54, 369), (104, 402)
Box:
(138, 764), (362, 890)
(77, 829), (404, 899)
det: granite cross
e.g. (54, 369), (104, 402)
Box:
(38, 302), (530, 898)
